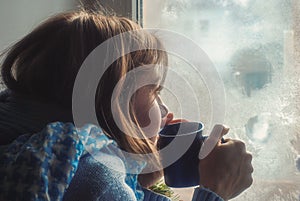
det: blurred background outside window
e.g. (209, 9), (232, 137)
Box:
(143, 0), (300, 200)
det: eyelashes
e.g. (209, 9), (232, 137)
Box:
(156, 85), (164, 94)
(136, 85), (164, 109)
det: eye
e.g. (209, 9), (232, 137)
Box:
(154, 85), (163, 96)
(142, 85), (164, 107)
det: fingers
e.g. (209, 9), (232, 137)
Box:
(230, 172), (253, 199)
(199, 124), (230, 159)
(211, 124), (230, 140)
(239, 152), (253, 178)
(244, 152), (253, 165)
(231, 151), (253, 199)
(233, 170), (253, 198)
(233, 139), (246, 152)
(242, 152), (253, 183)
(221, 139), (246, 152)
(199, 135), (254, 200)
(220, 125), (230, 137)
(199, 134), (254, 200)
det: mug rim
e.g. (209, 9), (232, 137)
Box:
(159, 121), (204, 138)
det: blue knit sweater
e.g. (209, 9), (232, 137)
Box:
(63, 150), (223, 201)
(0, 90), (223, 201)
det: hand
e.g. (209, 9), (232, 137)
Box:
(198, 126), (253, 200)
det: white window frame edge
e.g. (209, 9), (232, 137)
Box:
(80, 0), (140, 23)
(132, 0), (143, 26)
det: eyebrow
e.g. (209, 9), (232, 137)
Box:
(145, 84), (163, 92)
(156, 85), (164, 92)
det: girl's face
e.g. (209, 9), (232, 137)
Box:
(134, 85), (173, 141)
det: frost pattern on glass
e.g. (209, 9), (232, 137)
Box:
(145, 0), (300, 200)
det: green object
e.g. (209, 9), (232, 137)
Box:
(150, 179), (181, 201)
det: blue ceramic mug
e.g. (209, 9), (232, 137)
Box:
(158, 122), (205, 188)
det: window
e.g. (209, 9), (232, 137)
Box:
(143, 0), (300, 200)
(0, 1), (298, 200)
(0, 0), (138, 90)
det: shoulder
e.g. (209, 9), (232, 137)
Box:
(63, 153), (137, 201)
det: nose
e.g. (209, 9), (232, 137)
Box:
(159, 103), (168, 119)
(156, 95), (174, 127)
(156, 95), (169, 118)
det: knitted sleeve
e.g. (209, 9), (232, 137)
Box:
(141, 186), (224, 201)
(63, 153), (226, 201)
(63, 154), (137, 201)
(192, 187), (224, 201)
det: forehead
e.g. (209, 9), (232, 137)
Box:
(130, 64), (166, 90)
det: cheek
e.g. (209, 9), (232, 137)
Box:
(138, 101), (162, 139)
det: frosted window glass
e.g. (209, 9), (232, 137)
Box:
(144, 1), (300, 200)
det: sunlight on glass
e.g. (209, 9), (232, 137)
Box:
(235, 0), (250, 7)
(144, 0), (300, 200)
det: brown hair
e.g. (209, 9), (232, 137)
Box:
(1, 9), (168, 183)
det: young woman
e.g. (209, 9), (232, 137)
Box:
(0, 9), (253, 201)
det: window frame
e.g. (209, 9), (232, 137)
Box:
(81, 0), (142, 24)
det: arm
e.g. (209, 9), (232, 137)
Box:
(64, 154), (184, 201)
(192, 187), (224, 201)
(63, 154), (137, 201)
(141, 186), (224, 201)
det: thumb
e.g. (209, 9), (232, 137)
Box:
(198, 124), (230, 160)
(220, 124), (230, 139)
